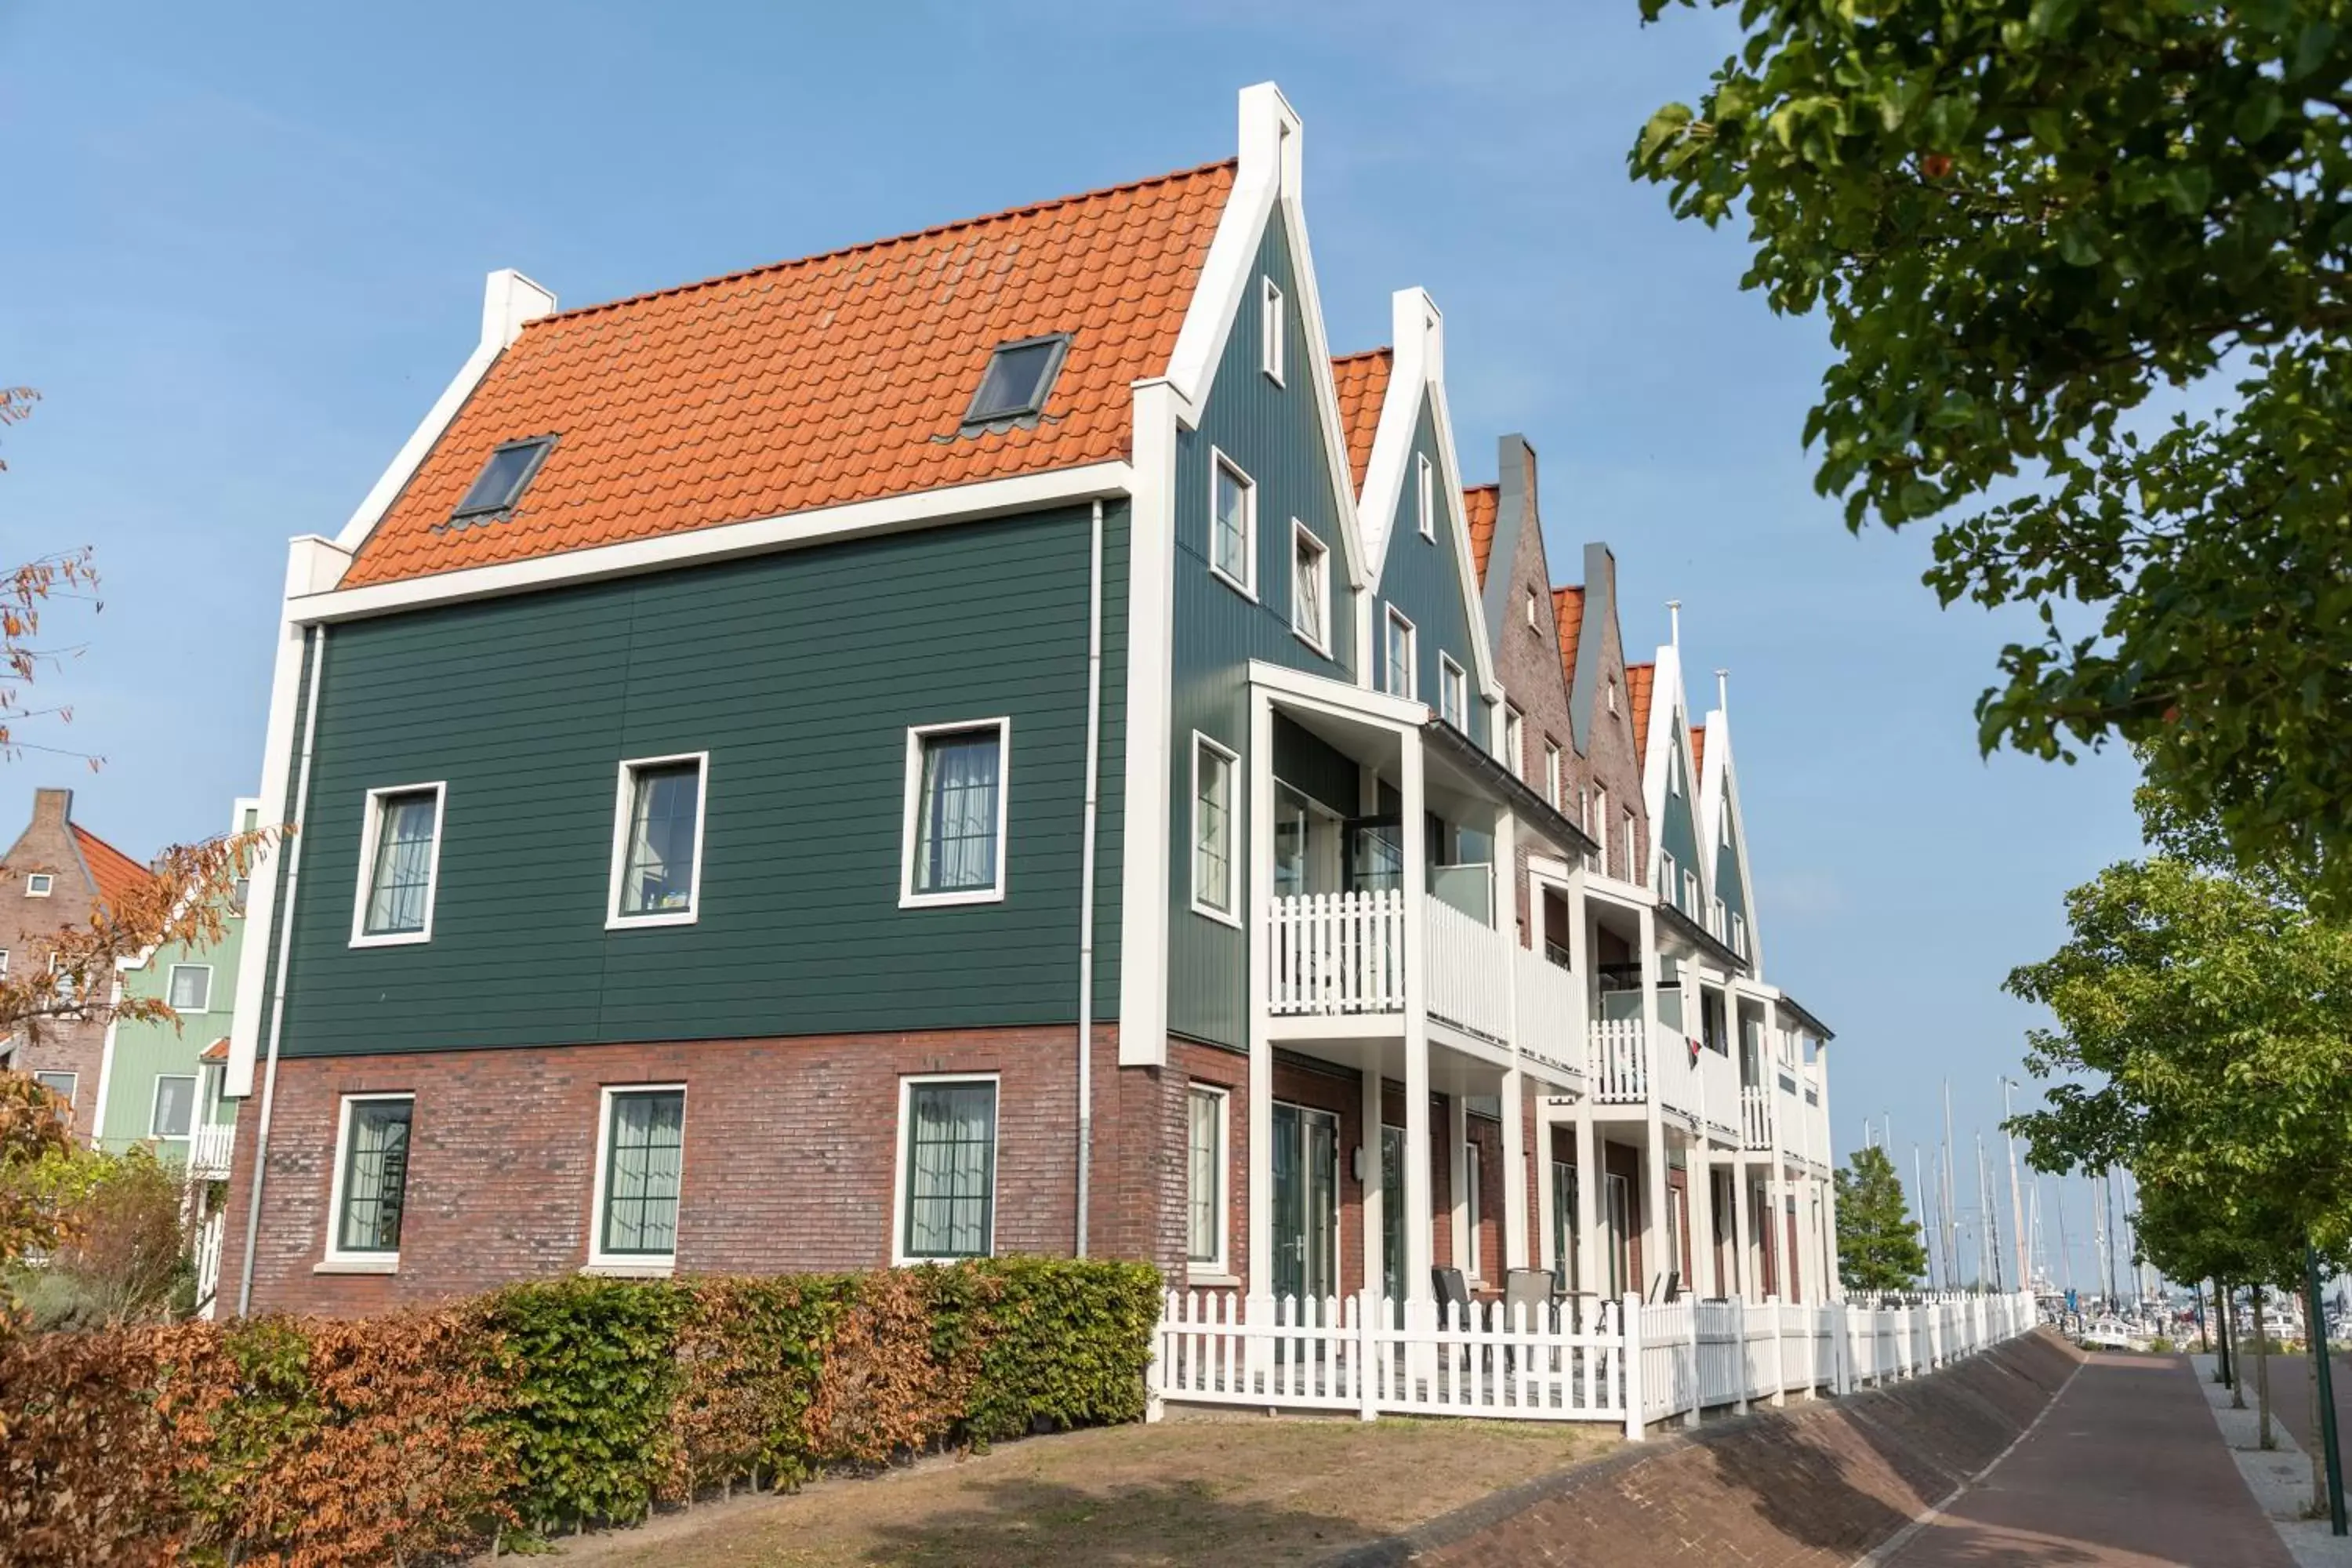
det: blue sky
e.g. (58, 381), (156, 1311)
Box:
(2, 0), (2150, 1293)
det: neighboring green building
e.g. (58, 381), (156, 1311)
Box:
(96, 797), (255, 1310)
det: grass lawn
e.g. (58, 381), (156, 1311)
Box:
(521, 1411), (1616, 1567)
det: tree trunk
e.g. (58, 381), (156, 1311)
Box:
(2256, 1283), (2276, 1450)
(2307, 1283), (2329, 1515)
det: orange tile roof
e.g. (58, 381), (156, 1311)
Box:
(1552, 586), (1585, 693)
(199, 1036), (229, 1063)
(1691, 724), (1707, 778)
(1462, 485), (1498, 583)
(343, 161), (1240, 588)
(72, 824), (151, 910)
(1330, 349), (1393, 492)
(1627, 662), (1657, 760)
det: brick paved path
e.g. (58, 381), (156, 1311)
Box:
(1884, 1352), (2292, 1567)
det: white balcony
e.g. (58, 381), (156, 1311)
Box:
(189, 1122), (235, 1179)
(1740, 1084), (1774, 1150)
(1512, 943), (1582, 1082)
(1587, 1018), (1650, 1103)
(1424, 895), (1508, 1044)
(1269, 891), (1406, 1017)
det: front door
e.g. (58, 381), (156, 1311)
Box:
(1604, 1172), (1632, 1298)
(1272, 1103), (1340, 1308)
(1551, 1159), (1578, 1291)
(1381, 1124), (1406, 1311)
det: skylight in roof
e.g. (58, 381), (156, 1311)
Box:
(452, 436), (555, 519)
(964, 336), (1069, 427)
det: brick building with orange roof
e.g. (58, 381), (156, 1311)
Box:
(215, 84), (1842, 1364)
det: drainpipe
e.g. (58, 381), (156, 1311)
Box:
(1075, 499), (1105, 1256)
(235, 624), (325, 1317)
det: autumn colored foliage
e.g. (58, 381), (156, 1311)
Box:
(0, 1258), (1161, 1566)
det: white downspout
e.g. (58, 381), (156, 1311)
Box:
(1075, 499), (1105, 1256)
(235, 623), (325, 1316)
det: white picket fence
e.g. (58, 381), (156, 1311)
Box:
(1587, 1018), (1649, 1102)
(1268, 891), (1406, 1016)
(1152, 1288), (2037, 1439)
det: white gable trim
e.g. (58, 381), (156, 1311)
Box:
(1639, 641), (1704, 906)
(1698, 706), (1765, 976)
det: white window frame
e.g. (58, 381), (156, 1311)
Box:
(898, 717), (1012, 909)
(1416, 453), (1435, 540)
(1288, 520), (1330, 654)
(1606, 677), (1618, 716)
(1260, 276), (1286, 385)
(1384, 607), (1417, 700)
(24, 873), (53, 897)
(0, 949), (11, 976)
(1720, 802), (1733, 848)
(166, 963), (214, 1014)
(348, 780), (448, 949)
(33, 1069), (76, 1106)
(1733, 911), (1748, 958)
(1208, 447), (1258, 599)
(1544, 742), (1563, 809)
(1186, 1083), (1231, 1277)
(1526, 588), (1540, 630)
(605, 753), (710, 930)
(321, 1091), (416, 1272)
(1190, 733), (1242, 927)
(1669, 745), (1684, 797)
(1684, 869), (1700, 914)
(587, 1082), (688, 1276)
(1593, 788), (1611, 873)
(1503, 705), (1525, 779)
(1437, 654), (1468, 731)
(891, 1072), (1001, 1266)
(1660, 849), (1676, 902)
(148, 1073), (198, 1142)
(1465, 1131), (1484, 1283)
(1622, 808), (1637, 880)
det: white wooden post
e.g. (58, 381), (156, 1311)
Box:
(1685, 1297), (1703, 1428)
(1147, 1291), (1168, 1422)
(1833, 1301), (1853, 1396)
(1356, 1289), (1378, 1421)
(1764, 1294), (1785, 1406)
(1622, 1290), (1646, 1442)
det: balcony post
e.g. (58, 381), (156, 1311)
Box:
(1816, 1040), (1842, 1299)
(1361, 1062), (1385, 1301)
(1636, 906), (1668, 1300)
(1690, 1146), (1716, 1298)
(1767, 1152), (1791, 1304)
(1246, 689), (1276, 1330)
(1399, 727), (1435, 1346)
(1573, 1102), (1599, 1305)
(1495, 807), (1526, 1276)
(1730, 1156), (1753, 1302)
(1501, 1062), (1527, 1277)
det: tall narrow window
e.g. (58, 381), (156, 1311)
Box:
(598, 1087), (686, 1261)
(1260, 277), (1286, 383)
(1669, 745), (1684, 797)
(1721, 804), (1733, 848)
(1465, 1134), (1484, 1280)
(1684, 869), (1700, 916)
(1733, 911), (1748, 958)
(1504, 706), (1525, 779)
(330, 1095), (413, 1260)
(903, 720), (1009, 906)
(1187, 1086), (1228, 1270)
(1210, 452), (1255, 594)
(1384, 608), (1417, 699)
(1416, 454), (1435, 539)
(354, 783), (444, 944)
(1290, 522), (1329, 652)
(1544, 742), (1563, 809)
(901, 1077), (997, 1260)
(1192, 736), (1238, 921)
(1438, 655), (1468, 732)
(609, 756), (706, 925)
(1594, 788), (1611, 874)
(150, 1074), (197, 1140)
(1661, 850), (1677, 902)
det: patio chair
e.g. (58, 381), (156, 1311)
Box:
(1502, 1268), (1558, 1334)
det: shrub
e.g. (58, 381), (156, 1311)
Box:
(930, 1257), (1163, 1443)
(665, 1272), (852, 1496)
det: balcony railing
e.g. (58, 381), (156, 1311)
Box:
(1740, 1085), (1773, 1150)
(1269, 891), (1406, 1016)
(190, 1122), (235, 1179)
(1588, 1018), (1649, 1103)
(1424, 897), (1508, 1043)
(1513, 942), (1581, 1079)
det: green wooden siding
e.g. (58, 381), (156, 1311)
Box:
(1714, 797), (1748, 935)
(100, 909), (245, 1150)
(1373, 394), (1481, 737)
(270, 506), (1126, 1058)
(1657, 717), (1703, 916)
(1167, 213), (1354, 1048)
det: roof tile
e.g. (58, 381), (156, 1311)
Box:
(1553, 586), (1585, 697)
(1462, 485), (1498, 583)
(345, 161), (1239, 587)
(1330, 349), (1393, 492)
(72, 825), (151, 911)
(1627, 662), (1657, 760)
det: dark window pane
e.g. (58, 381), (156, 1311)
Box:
(455, 440), (550, 515)
(619, 763), (701, 915)
(967, 340), (1061, 423)
(364, 790), (439, 935)
(602, 1090), (684, 1255)
(337, 1100), (413, 1254)
(903, 1082), (995, 1258)
(914, 730), (1001, 894)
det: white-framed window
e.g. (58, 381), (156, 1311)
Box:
(1416, 454), (1435, 540)
(1683, 868), (1700, 914)
(1525, 588), (1540, 631)
(1383, 607), (1417, 699)
(325, 1092), (414, 1267)
(606, 753), (708, 928)
(1438, 654), (1468, 731)
(901, 719), (1010, 908)
(1593, 788), (1611, 873)
(1732, 910), (1748, 958)
(1260, 276), (1286, 384)
(1191, 735), (1240, 925)
(149, 1073), (197, 1141)
(895, 1074), (998, 1262)
(1544, 742), (1563, 809)
(1289, 521), (1330, 653)
(0, 949), (9, 975)
(1710, 896), (1727, 938)
(1660, 849), (1677, 902)
(1209, 449), (1256, 597)
(350, 782), (446, 946)
(590, 1084), (686, 1271)
(1720, 803), (1733, 848)
(166, 964), (213, 1013)
(1465, 1131), (1484, 1282)
(1503, 706), (1525, 779)
(32, 1069), (75, 1107)
(1186, 1084), (1229, 1273)
(24, 873), (53, 897)
(48, 953), (79, 1010)
(1606, 677), (1618, 716)
(1669, 745), (1684, 797)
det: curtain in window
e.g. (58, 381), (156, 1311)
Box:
(1213, 465), (1249, 579)
(1385, 617), (1411, 697)
(168, 966), (209, 1010)
(151, 1076), (195, 1139)
(1187, 1090), (1221, 1263)
(1195, 750), (1232, 912)
(905, 1082), (995, 1258)
(621, 765), (700, 914)
(1292, 538), (1323, 639)
(365, 792), (438, 935)
(602, 1091), (684, 1254)
(915, 731), (1000, 894)
(338, 1100), (412, 1252)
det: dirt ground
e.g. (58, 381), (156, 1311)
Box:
(516, 1411), (1615, 1568)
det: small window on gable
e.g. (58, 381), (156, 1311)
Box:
(1384, 608), (1417, 700)
(24, 873), (52, 898)
(1260, 277), (1286, 384)
(1416, 455), (1435, 540)
(452, 437), (555, 519)
(1289, 522), (1329, 652)
(1606, 678), (1618, 716)
(1209, 451), (1256, 597)
(1669, 745), (1683, 797)
(1526, 589), (1540, 630)
(964, 335), (1070, 426)
(1438, 655), (1468, 732)
(1720, 804), (1733, 848)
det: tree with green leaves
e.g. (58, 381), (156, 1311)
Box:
(1835, 1145), (1929, 1291)
(1633, 0), (2352, 900)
